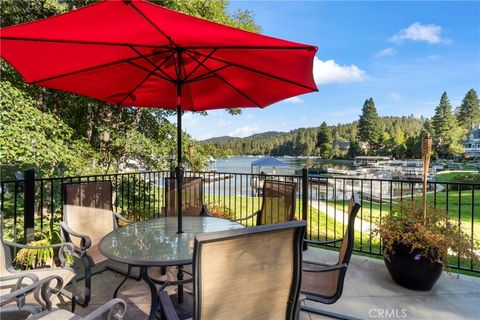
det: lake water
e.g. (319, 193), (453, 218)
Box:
(208, 156), (351, 175)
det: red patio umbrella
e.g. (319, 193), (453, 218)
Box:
(0, 0), (317, 233)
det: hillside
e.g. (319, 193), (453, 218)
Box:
(202, 116), (425, 158)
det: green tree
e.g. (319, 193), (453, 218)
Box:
(456, 89), (480, 130)
(432, 92), (464, 157)
(358, 98), (381, 153)
(348, 140), (363, 159)
(316, 122), (333, 158)
(0, 81), (96, 179)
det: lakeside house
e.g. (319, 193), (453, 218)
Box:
(333, 141), (350, 152)
(463, 126), (480, 158)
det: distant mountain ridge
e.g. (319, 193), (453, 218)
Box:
(201, 116), (425, 157)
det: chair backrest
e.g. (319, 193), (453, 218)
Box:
(338, 194), (361, 266)
(301, 193), (361, 303)
(258, 179), (297, 226)
(62, 181), (115, 248)
(0, 241), (11, 275)
(164, 177), (205, 217)
(193, 220), (306, 320)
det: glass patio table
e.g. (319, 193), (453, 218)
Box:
(99, 216), (243, 320)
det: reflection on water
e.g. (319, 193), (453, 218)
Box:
(209, 156), (350, 174)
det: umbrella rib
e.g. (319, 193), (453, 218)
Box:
(184, 51), (262, 108)
(0, 36), (170, 49)
(183, 49), (217, 83)
(30, 50), (172, 85)
(188, 50), (318, 92)
(184, 64), (231, 84)
(127, 61), (174, 83)
(116, 69), (156, 106)
(184, 45), (316, 50)
(128, 46), (176, 83)
(117, 51), (176, 105)
(127, 1), (175, 47)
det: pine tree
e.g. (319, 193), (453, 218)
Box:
(432, 92), (464, 157)
(316, 122), (333, 158)
(348, 140), (363, 159)
(358, 98), (381, 153)
(456, 89), (480, 130)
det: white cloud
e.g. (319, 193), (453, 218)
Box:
(390, 22), (451, 44)
(390, 92), (401, 100)
(375, 47), (396, 58)
(183, 113), (199, 127)
(216, 119), (232, 127)
(313, 57), (366, 84)
(283, 96), (304, 104)
(229, 125), (260, 138)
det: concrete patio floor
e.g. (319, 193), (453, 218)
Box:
(63, 247), (480, 319)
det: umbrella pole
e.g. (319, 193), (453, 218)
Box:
(176, 83), (184, 234)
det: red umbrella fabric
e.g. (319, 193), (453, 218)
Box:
(0, 0), (317, 234)
(1, 0), (317, 110)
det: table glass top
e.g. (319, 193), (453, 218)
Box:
(99, 216), (243, 266)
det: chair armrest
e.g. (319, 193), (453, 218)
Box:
(303, 262), (348, 273)
(305, 238), (343, 246)
(158, 290), (180, 320)
(231, 210), (260, 223)
(3, 240), (75, 267)
(61, 222), (92, 252)
(0, 274), (63, 311)
(114, 212), (132, 227)
(81, 298), (127, 320)
(0, 273), (39, 292)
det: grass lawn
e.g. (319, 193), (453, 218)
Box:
(326, 190), (480, 241)
(435, 170), (479, 183)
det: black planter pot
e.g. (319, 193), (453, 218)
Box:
(384, 244), (443, 291)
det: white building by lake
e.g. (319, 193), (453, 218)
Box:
(464, 127), (480, 158)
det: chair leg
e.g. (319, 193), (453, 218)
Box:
(74, 255), (92, 307)
(300, 304), (362, 320)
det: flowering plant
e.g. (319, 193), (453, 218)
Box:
(374, 201), (478, 264)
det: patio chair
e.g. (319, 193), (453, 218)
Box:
(300, 194), (361, 320)
(0, 240), (76, 314)
(162, 177), (209, 217)
(158, 220), (306, 320)
(60, 180), (134, 307)
(160, 177), (210, 276)
(2, 274), (127, 320)
(1, 274), (63, 317)
(32, 297), (127, 320)
(233, 179), (297, 226)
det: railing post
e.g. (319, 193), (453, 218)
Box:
(302, 167), (308, 250)
(23, 169), (35, 243)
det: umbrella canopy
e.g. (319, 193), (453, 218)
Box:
(0, 0), (318, 233)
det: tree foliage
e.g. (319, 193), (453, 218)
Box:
(205, 115), (425, 158)
(0, 81), (96, 177)
(456, 89), (480, 130)
(432, 92), (465, 156)
(358, 98), (381, 153)
(316, 122), (333, 159)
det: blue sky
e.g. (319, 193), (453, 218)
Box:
(171, 1), (480, 140)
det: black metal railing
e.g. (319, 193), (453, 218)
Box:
(1, 169), (479, 273)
